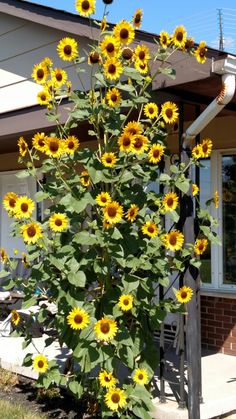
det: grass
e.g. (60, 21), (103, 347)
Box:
(0, 399), (48, 419)
(0, 367), (18, 391)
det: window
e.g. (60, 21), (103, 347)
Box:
(200, 150), (236, 291)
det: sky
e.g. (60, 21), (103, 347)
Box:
(28, 0), (236, 53)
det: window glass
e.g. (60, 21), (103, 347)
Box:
(222, 155), (236, 285)
(199, 159), (211, 283)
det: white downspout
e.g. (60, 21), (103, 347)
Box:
(183, 55), (236, 145)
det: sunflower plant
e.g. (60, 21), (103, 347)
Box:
(1, 1), (218, 418)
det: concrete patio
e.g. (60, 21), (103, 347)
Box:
(0, 335), (236, 418)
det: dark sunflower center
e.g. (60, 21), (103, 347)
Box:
(176, 32), (183, 42)
(68, 141), (75, 149)
(165, 109), (173, 118)
(120, 28), (129, 40)
(21, 203), (29, 212)
(138, 374), (144, 380)
(139, 63), (146, 70)
(82, 0), (90, 10)
(37, 69), (45, 79)
(108, 64), (116, 74)
(111, 393), (120, 403)
(100, 322), (110, 334)
(122, 48), (133, 60)
(198, 243), (204, 251)
(167, 198), (173, 207)
(49, 141), (59, 152)
(27, 226), (36, 237)
(200, 48), (206, 57)
(38, 139), (45, 147)
(181, 291), (187, 299)
(38, 360), (44, 368)
(148, 226), (155, 233)
(64, 45), (72, 56)
(129, 209), (135, 217)
(74, 314), (83, 324)
(169, 235), (177, 245)
(134, 137), (143, 149)
(107, 43), (115, 53)
(21, 143), (27, 151)
(41, 94), (46, 101)
(55, 219), (62, 226)
(104, 376), (111, 382)
(148, 107), (154, 114)
(153, 149), (160, 158)
(202, 144), (208, 153)
(56, 73), (63, 82)
(106, 157), (112, 163)
(111, 93), (118, 102)
(135, 14), (141, 24)
(123, 299), (129, 305)
(13, 313), (18, 320)
(139, 51), (145, 60)
(101, 197), (107, 203)
(90, 52), (100, 63)
(162, 36), (167, 44)
(107, 206), (117, 217)
(9, 198), (16, 208)
(123, 137), (131, 146)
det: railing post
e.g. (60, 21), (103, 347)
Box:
(159, 284), (166, 403)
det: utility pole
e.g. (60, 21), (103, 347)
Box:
(217, 8), (224, 51)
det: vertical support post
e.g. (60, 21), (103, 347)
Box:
(181, 144), (201, 419)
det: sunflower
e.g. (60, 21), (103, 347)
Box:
(134, 44), (150, 63)
(88, 51), (101, 65)
(75, 0), (95, 16)
(191, 144), (202, 160)
(134, 60), (149, 74)
(22, 252), (29, 267)
(201, 138), (213, 158)
(148, 143), (165, 164)
(94, 317), (118, 341)
(194, 238), (208, 255)
(3, 192), (18, 213)
(106, 87), (122, 107)
(32, 132), (48, 152)
(14, 196), (35, 219)
(194, 41), (207, 64)
(100, 36), (121, 59)
(175, 286), (193, 303)
(80, 171), (91, 187)
(11, 310), (20, 326)
(131, 134), (149, 154)
(172, 25), (187, 48)
(57, 37), (78, 61)
(51, 68), (68, 87)
(18, 137), (28, 157)
(21, 222), (43, 245)
(100, 16), (107, 32)
(49, 213), (69, 232)
(103, 219), (112, 229)
(65, 136), (80, 154)
(144, 102), (158, 119)
(117, 294), (133, 311)
(214, 190), (219, 209)
(161, 101), (179, 124)
(31, 62), (48, 84)
(141, 221), (158, 238)
(162, 192), (179, 212)
(44, 137), (65, 158)
(67, 307), (90, 330)
(123, 121), (142, 136)
(103, 58), (123, 81)
(105, 387), (127, 411)
(98, 371), (117, 388)
(163, 230), (184, 251)
(113, 20), (135, 45)
(133, 368), (149, 385)
(42, 57), (53, 68)
(103, 201), (123, 225)
(184, 37), (195, 51)
(121, 47), (133, 60)
(192, 183), (199, 196)
(125, 204), (139, 222)
(132, 8), (143, 28)
(96, 192), (112, 207)
(0, 248), (8, 264)
(118, 132), (134, 153)
(37, 90), (51, 106)
(33, 354), (49, 374)
(101, 152), (117, 168)
(159, 31), (171, 49)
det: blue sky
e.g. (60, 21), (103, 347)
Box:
(29, 0), (236, 53)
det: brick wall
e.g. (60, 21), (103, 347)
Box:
(201, 295), (236, 356)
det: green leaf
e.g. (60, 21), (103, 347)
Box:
(73, 231), (97, 246)
(68, 271), (86, 287)
(94, 72), (107, 87)
(15, 170), (29, 179)
(34, 191), (49, 202)
(159, 66), (176, 79)
(132, 405), (152, 419)
(159, 173), (171, 182)
(22, 296), (37, 309)
(68, 380), (83, 398)
(169, 210), (180, 223)
(175, 179), (190, 194)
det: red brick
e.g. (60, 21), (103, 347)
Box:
(224, 310), (236, 317)
(208, 320), (223, 327)
(215, 339), (224, 346)
(222, 348), (236, 356)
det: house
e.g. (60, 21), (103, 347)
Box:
(0, 0), (236, 411)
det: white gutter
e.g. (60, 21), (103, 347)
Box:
(183, 55), (236, 144)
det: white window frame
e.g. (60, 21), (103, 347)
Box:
(201, 148), (236, 292)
